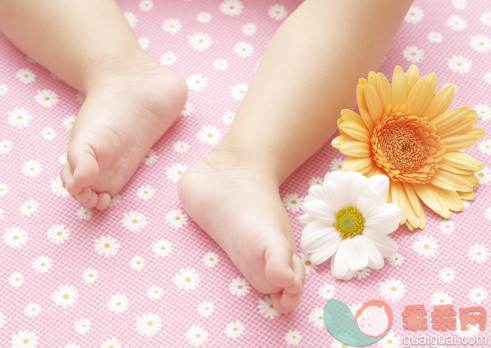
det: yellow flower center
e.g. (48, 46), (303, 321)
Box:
(335, 207), (365, 238)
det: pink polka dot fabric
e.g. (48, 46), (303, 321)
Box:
(1, 0), (490, 347)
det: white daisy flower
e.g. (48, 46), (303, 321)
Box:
(20, 199), (38, 216)
(448, 55), (472, 74)
(285, 330), (301, 345)
(439, 267), (455, 283)
(475, 104), (490, 121)
(16, 68), (36, 83)
(268, 5), (287, 20)
(355, 267), (371, 280)
(0, 83), (8, 96)
(101, 338), (121, 348)
(142, 149), (158, 165)
(8, 108), (32, 128)
(308, 308), (325, 328)
(77, 207), (92, 220)
(379, 278), (406, 301)
(404, 5), (424, 23)
(479, 139), (491, 155)
(9, 272), (24, 287)
(480, 12), (491, 26)
(121, 211), (146, 232)
(31, 255), (53, 274)
(202, 252), (219, 267)
(82, 268), (99, 283)
(124, 11), (137, 28)
(34, 89), (58, 107)
(50, 177), (69, 197)
(427, 31), (442, 43)
(24, 303), (41, 318)
(10, 330), (38, 348)
(74, 318), (91, 335)
(0, 311), (5, 328)
(329, 158), (344, 171)
(139, 0), (153, 11)
(258, 296), (278, 319)
(412, 234), (438, 257)
(219, 0), (243, 16)
(230, 82), (248, 100)
(181, 101), (193, 116)
(431, 291), (453, 305)
(319, 284), (335, 300)
(387, 252), (404, 266)
(110, 194), (121, 207)
(300, 253), (317, 274)
(456, 317), (481, 338)
(59, 153), (67, 165)
(378, 332), (401, 348)
(283, 193), (303, 212)
(196, 12), (211, 23)
(225, 321), (244, 339)
(138, 37), (150, 50)
(213, 59), (228, 71)
(447, 15), (466, 31)
(185, 325), (208, 346)
(94, 235), (120, 257)
(62, 115), (76, 130)
(222, 111), (235, 124)
(233, 41), (254, 58)
(147, 285), (164, 300)
(242, 23), (256, 36)
(160, 52), (178, 66)
(403, 46), (423, 63)
(309, 177), (323, 186)
(470, 35), (491, 53)
(0, 139), (12, 154)
(136, 185), (155, 201)
(439, 220), (455, 234)
(469, 286), (487, 304)
(173, 141), (189, 153)
(3, 226), (28, 248)
(452, 0), (467, 9)
(197, 301), (214, 317)
(197, 125), (222, 145)
(485, 207), (491, 220)
(475, 167), (491, 185)
(152, 239), (173, 257)
(75, 92), (85, 104)
(173, 268), (200, 290)
(468, 244), (488, 263)
(107, 294), (129, 314)
(165, 209), (188, 228)
(188, 32), (212, 51)
(135, 313), (162, 337)
(229, 277), (250, 297)
(162, 18), (182, 34)
(165, 163), (187, 182)
(41, 127), (56, 140)
(187, 74), (208, 91)
(52, 284), (78, 308)
(22, 160), (43, 178)
(130, 256), (145, 271)
(0, 183), (8, 197)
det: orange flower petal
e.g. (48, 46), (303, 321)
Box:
(342, 157), (373, 174)
(441, 152), (483, 172)
(390, 182), (408, 224)
(364, 84), (384, 124)
(405, 74), (437, 116)
(405, 65), (420, 93)
(339, 120), (370, 143)
(391, 66), (407, 109)
(376, 73), (392, 110)
(458, 190), (475, 200)
(424, 84), (455, 120)
(438, 111), (478, 138)
(429, 169), (474, 192)
(412, 183), (450, 218)
(403, 183), (422, 217)
(442, 133), (481, 152)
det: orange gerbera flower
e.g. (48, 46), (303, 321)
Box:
(332, 65), (485, 230)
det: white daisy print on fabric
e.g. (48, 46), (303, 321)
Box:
(355, 268), (371, 280)
(308, 308), (325, 328)
(101, 339), (121, 348)
(404, 5), (423, 23)
(139, 0), (153, 11)
(481, 12), (491, 26)
(77, 207), (92, 220)
(439, 220), (455, 234)
(122, 211), (147, 232)
(138, 37), (150, 50)
(152, 239), (173, 257)
(22, 160), (43, 178)
(41, 127), (56, 140)
(229, 277), (251, 297)
(50, 177), (69, 197)
(402, 46), (423, 63)
(62, 115), (76, 130)
(475, 104), (490, 121)
(110, 194), (121, 207)
(219, 0), (243, 16)
(9, 272), (24, 287)
(130, 256), (145, 271)
(0, 139), (12, 154)
(452, 0), (467, 9)
(165, 209), (188, 228)
(387, 253), (404, 266)
(3, 227), (28, 249)
(230, 83), (248, 100)
(446, 15), (466, 31)
(142, 149), (158, 165)
(213, 59), (228, 71)
(136, 185), (154, 200)
(31, 255), (53, 274)
(0, 183), (8, 197)
(329, 158), (344, 171)
(74, 318), (91, 335)
(282, 193), (303, 212)
(300, 253), (317, 274)
(24, 303), (41, 318)
(378, 332), (401, 348)
(427, 31), (442, 43)
(173, 268), (200, 290)
(20, 199), (38, 216)
(469, 286), (487, 304)
(135, 313), (162, 337)
(147, 286), (164, 300)
(475, 167), (491, 185)
(479, 140), (491, 155)
(448, 56), (472, 74)
(16, 68), (36, 83)
(202, 252), (219, 267)
(225, 321), (244, 339)
(160, 52), (178, 67)
(173, 141), (189, 153)
(75, 92), (85, 104)
(285, 330), (301, 345)
(430, 291), (453, 305)
(0, 83), (8, 96)
(188, 32), (212, 51)
(350, 303), (363, 317)
(187, 74), (208, 91)
(309, 177), (323, 186)
(107, 294), (129, 314)
(94, 235), (120, 257)
(197, 301), (214, 317)
(124, 11), (137, 28)
(82, 269), (99, 284)
(197, 125), (222, 145)
(379, 278), (407, 301)
(470, 35), (491, 53)
(165, 163), (187, 182)
(185, 325), (208, 346)
(268, 5), (287, 20)
(34, 89), (58, 107)
(8, 108), (32, 128)
(319, 284), (335, 300)
(181, 101), (193, 116)
(439, 267), (455, 283)
(468, 244), (488, 263)
(242, 23), (256, 36)
(222, 111), (235, 124)
(52, 284), (78, 308)
(412, 234), (438, 257)
(59, 153), (67, 165)
(233, 41), (254, 57)
(10, 330), (38, 348)
(196, 12), (211, 23)
(258, 296), (278, 319)
(47, 224), (70, 244)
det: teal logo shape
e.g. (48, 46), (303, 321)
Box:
(324, 299), (393, 347)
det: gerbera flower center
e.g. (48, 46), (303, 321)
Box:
(335, 207), (365, 238)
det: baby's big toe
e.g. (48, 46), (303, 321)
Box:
(67, 144), (99, 188)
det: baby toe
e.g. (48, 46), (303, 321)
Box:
(61, 162), (82, 195)
(96, 193), (112, 210)
(83, 191), (98, 208)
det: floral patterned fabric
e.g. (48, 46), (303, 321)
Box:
(0, 0), (490, 347)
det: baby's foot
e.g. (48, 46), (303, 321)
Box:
(61, 53), (187, 209)
(179, 151), (305, 313)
